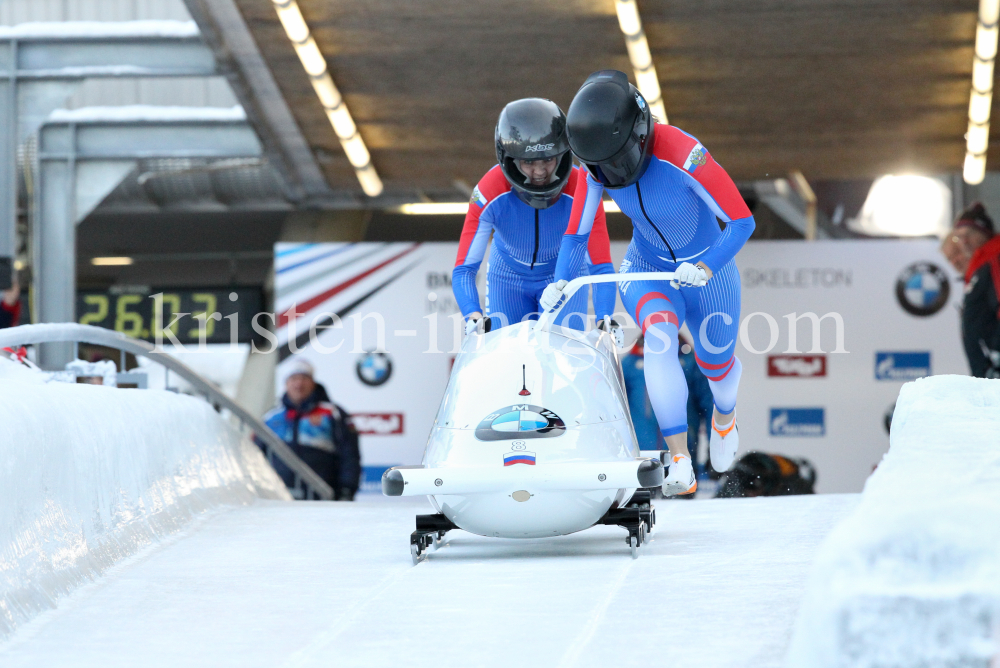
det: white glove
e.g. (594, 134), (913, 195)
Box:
(598, 317), (625, 348)
(540, 279), (569, 311)
(465, 317), (480, 335)
(671, 262), (708, 288)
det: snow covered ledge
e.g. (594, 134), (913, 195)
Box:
(0, 360), (289, 638)
(786, 375), (1000, 666)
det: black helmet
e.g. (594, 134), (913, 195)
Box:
(495, 98), (574, 209)
(566, 70), (653, 189)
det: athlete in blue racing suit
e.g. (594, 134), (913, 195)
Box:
(452, 98), (617, 333)
(544, 70), (755, 495)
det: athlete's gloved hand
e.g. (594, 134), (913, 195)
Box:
(597, 316), (625, 349)
(671, 262), (708, 288)
(465, 317), (480, 335)
(540, 279), (569, 311)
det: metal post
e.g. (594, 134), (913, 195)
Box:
(0, 40), (17, 286)
(789, 171), (818, 241)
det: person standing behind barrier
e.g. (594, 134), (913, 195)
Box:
(0, 278), (21, 329)
(947, 203), (1000, 377)
(452, 98), (620, 339)
(621, 335), (662, 451)
(263, 359), (361, 500)
(678, 334), (715, 480)
(543, 70), (755, 496)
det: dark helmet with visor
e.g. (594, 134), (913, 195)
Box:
(566, 70), (654, 189)
(495, 98), (574, 209)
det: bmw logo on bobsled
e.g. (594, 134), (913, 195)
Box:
(382, 273), (678, 563)
(475, 404), (565, 440)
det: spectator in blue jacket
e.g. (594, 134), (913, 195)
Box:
(621, 336), (663, 451)
(263, 359), (361, 500)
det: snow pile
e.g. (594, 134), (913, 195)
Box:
(786, 375), (1000, 666)
(0, 359), (290, 638)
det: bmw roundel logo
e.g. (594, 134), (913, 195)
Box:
(895, 262), (950, 317)
(356, 351), (392, 387)
(475, 404), (566, 441)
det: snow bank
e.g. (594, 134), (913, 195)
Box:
(786, 375), (1000, 666)
(0, 360), (290, 639)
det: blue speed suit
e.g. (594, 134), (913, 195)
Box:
(556, 123), (755, 439)
(453, 164), (615, 329)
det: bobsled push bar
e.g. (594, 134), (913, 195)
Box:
(534, 271), (677, 333)
(382, 458), (663, 496)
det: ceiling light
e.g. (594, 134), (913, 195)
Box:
(293, 37), (327, 77)
(274, 0), (309, 43)
(325, 104), (357, 140)
(965, 153), (988, 185)
(964, 0), (1000, 184)
(271, 0), (382, 196)
(340, 134), (371, 168)
(615, 0), (641, 37)
(310, 74), (342, 110)
(91, 257), (134, 266)
(355, 165), (384, 198)
(614, 0), (667, 123)
(850, 175), (952, 237)
(397, 202), (469, 215)
(603, 198), (621, 213)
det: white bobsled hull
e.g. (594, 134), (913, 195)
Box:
(437, 489), (620, 539)
(383, 456), (662, 538)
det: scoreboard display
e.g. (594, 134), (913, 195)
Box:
(76, 287), (264, 345)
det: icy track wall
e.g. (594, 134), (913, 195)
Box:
(786, 375), (1000, 667)
(0, 360), (290, 638)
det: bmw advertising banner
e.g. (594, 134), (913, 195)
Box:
(274, 239), (965, 494)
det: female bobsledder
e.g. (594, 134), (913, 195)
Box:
(542, 70), (756, 496)
(453, 98), (619, 336)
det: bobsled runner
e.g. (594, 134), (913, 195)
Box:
(382, 272), (677, 563)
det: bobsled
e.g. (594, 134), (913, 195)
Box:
(383, 272), (676, 562)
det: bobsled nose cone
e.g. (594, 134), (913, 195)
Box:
(382, 469), (405, 496)
(637, 459), (665, 487)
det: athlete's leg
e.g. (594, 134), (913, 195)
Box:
(619, 247), (696, 493)
(683, 260), (743, 470)
(485, 265), (537, 330)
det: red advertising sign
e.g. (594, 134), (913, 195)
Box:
(350, 413), (405, 435)
(768, 355), (827, 378)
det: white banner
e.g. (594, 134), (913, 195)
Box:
(274, 239), (964, 493)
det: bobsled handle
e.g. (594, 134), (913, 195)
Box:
(535, 272), (676, 333)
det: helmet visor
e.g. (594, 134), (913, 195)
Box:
(581, 131), (647, 188)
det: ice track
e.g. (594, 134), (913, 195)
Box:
(0, 493), (857, 668)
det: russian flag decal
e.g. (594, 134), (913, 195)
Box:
(683, 144), (707, 174)
(503, 451), (536, 466)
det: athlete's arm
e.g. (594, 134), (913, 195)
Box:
(586, 198), (616, 321)
(684, 146), (755, 274)
(555, 172), (605, 283)
(452, 175), (504, 318)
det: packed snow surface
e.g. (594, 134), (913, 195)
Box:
(0, 493), (856, 667)
(0, 21), (200, 39)
(786, 375), (1000, 666)
(0, 360), (289, 638)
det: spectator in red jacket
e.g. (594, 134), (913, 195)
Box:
(0, 278), (21, 329)
(947, 203), (1000, 377)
